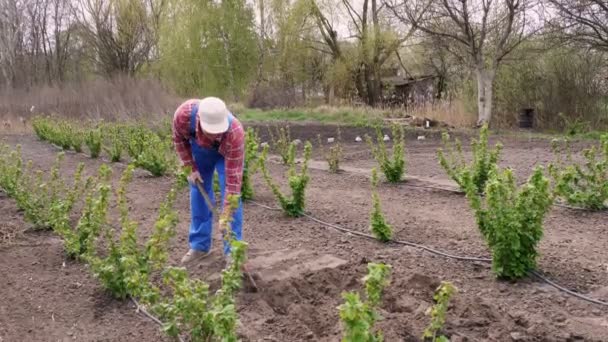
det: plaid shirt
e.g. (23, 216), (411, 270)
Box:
(172, 99), (245, 203)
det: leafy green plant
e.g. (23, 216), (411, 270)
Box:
(242, 128), (260, 200)
(463, 166), (553, 279)
(317, 127), (343, 173)
(89, 164), (179, 302)
(104, 126), (123, 162)
(175, 165), (192, 190)
(423, 282), (457, 342)
(126, 125), (148, 160)
(32, 117), (52, 141)
(85, 127), (103, 158)
(259, 141), (312, 217)
(338, 263), (392, 342)
(61, 165), (112, 260)
(0, 144), (25, 199)
(549, 135), (608, 210)
(369, 168), (392, 242)
(71, 130), (84, 153)
(133, 133), (173, 176)
(155, 195), (247, 341)
(22, 153), (67, 230)
(438, 124), (502, 194)
(268, 125), (292, 164)
(366, 124), (405, 183)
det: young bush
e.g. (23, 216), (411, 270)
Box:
(437, 124), (502, 194)
(22, 153), (67, 229)
(549, 135), (608, 210)
(71, 130), (84, 153)
(133, 133), (173, 176)
(0, 144), (25, 199)
(338, 263), (391, 342)
(174, 165), (192, 190)
(423, 282), (457, 342)
(259, 141), (312, 217)
(48, 162), (90, 233)
(89, 165), (179, 302)
(85, 127), (103, 158)
(61, 165), (112, 260)
(126, 125), (148, 160)
(56, 120), (74, 150)
(463, 166), (553, 279)
(370, 168), (392, 242)
(317, 127), (343, 173)
(103, 125), (124, 162)
(155, 195), (248, 341)
(242, 128), (260, 200)
(268, 125), (292, 164)
(32, 117), (50, 141)
(366, 124), (406, 183)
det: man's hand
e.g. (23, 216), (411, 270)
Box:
(187, 170), (203, 185)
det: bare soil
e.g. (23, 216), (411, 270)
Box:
(1, 125), (607, 342)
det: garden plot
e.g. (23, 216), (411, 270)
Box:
(1, 128), (607, 342)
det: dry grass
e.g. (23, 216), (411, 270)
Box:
(0, 76), (182, 123)
(403, 100), (477, 128)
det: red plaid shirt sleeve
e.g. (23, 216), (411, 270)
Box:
(222, 119), (245, 204)
(172, 99), (199, 173)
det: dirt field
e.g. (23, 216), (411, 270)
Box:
(1, 125), (607, 342)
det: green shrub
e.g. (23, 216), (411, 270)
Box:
(259, 141), (312, 217)
(463, 166), (553, 279)
(242, 128), (260, 200)
(369, 168), (392, 242)
(103, 125), (123, 162)
(61, 165), (112, 260)
(338, 263), (391, 342)
(155, 195), (247, 341)
(317, 127), (343, 173)
(268, 125), (292, 164)
(437, 124), (502, 194)
(71, 130), (84, 153)
(549, 135), (608, 210)
(423, 282), (457, 342)
(89, 165), (179, 302)
(366, 124), (405, 183)
(85, 127), (103, 158)
(133, 133), (173, 176)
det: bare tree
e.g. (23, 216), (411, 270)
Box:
(73, 0), (164, 76)
(309, 0), (417, 106)
(387, 0), (537, 125)
(0, 0), (25, 87)
(545, 0), (608, 51)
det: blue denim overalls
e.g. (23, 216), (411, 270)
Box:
(188, 103), (243, 255)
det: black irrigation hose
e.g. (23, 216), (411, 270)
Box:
(130, 297), (186, 342)
(247, 200), (608, 307)
(530, 271), (608, 306)
(301, 213), (492, 263)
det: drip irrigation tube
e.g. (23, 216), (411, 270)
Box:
(302, 213), (492, 262)
(530, 271), (608, 306)
(247, 200), (608, 307)
(130, 297), (186, 342)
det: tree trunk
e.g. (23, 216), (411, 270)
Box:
(328, 83), (335, 105)
(220, 26), (238, 101)
(475, 67), (495, 126)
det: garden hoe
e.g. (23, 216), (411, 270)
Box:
(194, 179), (259, 292)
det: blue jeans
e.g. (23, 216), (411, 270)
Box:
(189, 143), (243, 255)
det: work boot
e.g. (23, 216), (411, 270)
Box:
(180, 249), (211, 265)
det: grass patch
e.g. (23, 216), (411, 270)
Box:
(239, 106), (384, 127)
